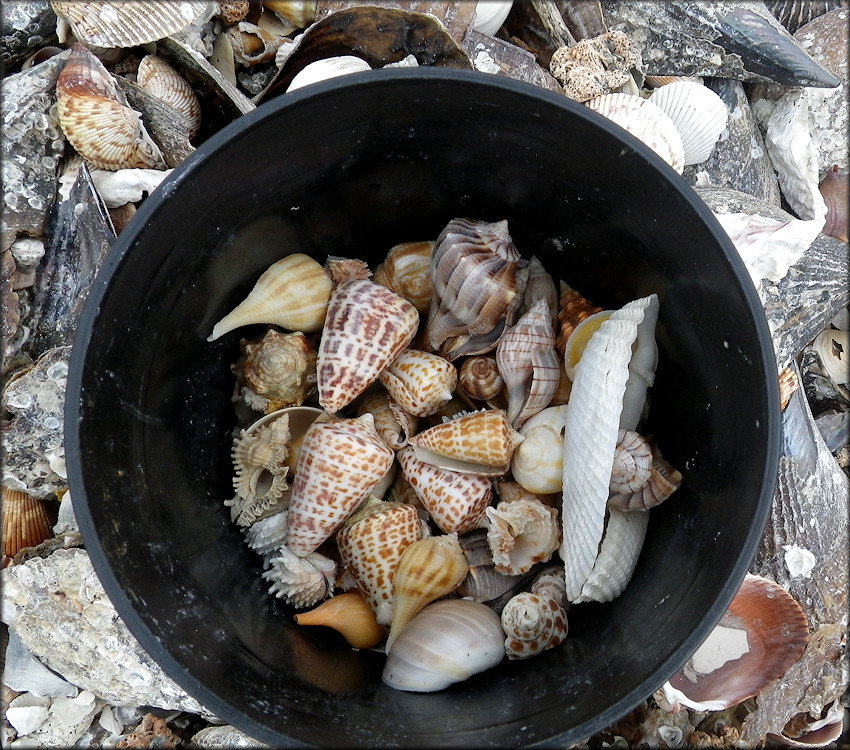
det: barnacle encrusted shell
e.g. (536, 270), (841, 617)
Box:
(208, 253), (333, 340)
(372, 240), (435, 315)
(378, 348), (458, 417)
(294, 590), (386, 649)
(383, 599), (504, 692)
(1, 488), (54, 557)
(549, 30), (640, 103)
(56, 44), (166, 171)
(355, 389), (418, 451)
(263, 545), (336, 608)
(137, 54), (201, 140)
(510, 404), (568, 494)
(501, 591), (568, 659)
(317, 279), (419, 414)
(485, 498), (560, 575)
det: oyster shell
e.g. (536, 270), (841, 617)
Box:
(500, 590), (568, 659)
(485, 497), (560, 575)
(378, 348), (457, 417)
(293, 590), (385, 649)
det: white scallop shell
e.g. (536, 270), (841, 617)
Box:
(585, 93), (685, 174)
(649, 80), (729, 166)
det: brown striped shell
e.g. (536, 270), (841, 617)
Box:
(608, 451), (683, 512)
(457, 354), (504, 404)
(137, 55), (201, 140)
(371, 240), (434, 315)
(456, 528), (524, 602)
(501, 591), (568, 659)
(1, 488), (54, 557)
(609, 429), (653, 494)
(355, 389), (418, 451)
(555, 280), (602, 356)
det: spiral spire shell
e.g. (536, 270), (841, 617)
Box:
(501, 590), (568, 659)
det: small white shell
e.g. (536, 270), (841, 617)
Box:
(510, 404), (568, 494)
(263, 546), (336, 608)
(472, 0), (514, 35)
(287, 55), (372, 92)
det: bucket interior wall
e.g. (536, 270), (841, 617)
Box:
(67, 70), (778, 747)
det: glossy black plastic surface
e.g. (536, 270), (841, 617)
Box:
(66, 69), (779, 747)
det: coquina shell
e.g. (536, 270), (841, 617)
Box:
(510, 404), (568, 494)
(378, 348), (458, 417)
(317, 279), (419, 414)
(56, 44), (167, 171)
(1, 488), (54, 558)
(485, 498), (560, 575)
(585, 93), (686, 174)
(208, 253), (333, 340)
(501, 590), (568, 659)
(137, 54), (201, 140)
(372, 241), (434, 315)
(383, 599), (504, 692)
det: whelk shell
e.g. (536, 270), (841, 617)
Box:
(136, 55), (201, 140)
(382, 599), (504, 692)
(378, 348), (457, 417)
(501, 590), (568, 659)
(208, 253), (333, 340)
(485, 498), (560, 575)
(371, 240), (434, 315)
(1, 488), (54, 558)
(293, 590), (385, 649)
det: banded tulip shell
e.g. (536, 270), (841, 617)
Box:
(510, 404), (568, 495)
(396, 446), (493, 535)
(385, 534), (469, 652)
(355, 389), (418, 451)
(555, 280), (603, 357)
(383, 599), (504, 692)
(56, 44), (167, 171)
(457, 354), (504, 403)
(317, 279), (419, 414)
(496, 298), (560, 428)
(208, 253), (333, 340)
(371, 240), (434, 315)
(408, 408), (524, 475)
(137, 55), (201, 140)
(285, 414), (394, 556)
(649, 80), (729, 166)
(456, 528), (523, 602)
(1, 488), (54, 558)
(585, 93), (686, 174)
(378, 348), (458, 417)
(293, 590), (385, 649)
(501, 591), (568, 659)
(485, 498), (560, 575)
(336, 500), (423, 625)
(558, 295), (659, 603)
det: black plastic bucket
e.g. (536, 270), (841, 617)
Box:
(66, 69), (779, 747)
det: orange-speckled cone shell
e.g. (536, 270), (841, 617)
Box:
(285, 414), (394, 556)
(555, 280), (603, 356)
(317, 279), (419, 414)
(397, 446), (493, 535)
(1, 488), (54, 557)
(337, 502), (423, 626)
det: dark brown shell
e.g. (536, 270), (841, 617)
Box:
(1, 488), (54, 557)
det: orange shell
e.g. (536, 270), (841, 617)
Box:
(555, 280), (603, 357)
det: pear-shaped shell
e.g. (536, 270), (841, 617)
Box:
(457, 354), (504, 402)
(285, 414), (394, 556)
(585, 93), (686, 174)
(408, 408), (524, 475)
(1, 488), (54, 557)
(209, 253), (333, 340)
(456, 528), (524, 602)
(372, 240), (434, 314)
(263, 546), (336, 608)
(555, 280), (603, 357)
(382, 599), (504, 692)
(137, 55), (201, 140)
(496, 298), (560, 428)
(501, 591), (568, 659)
(293, 590), (385, 649)
(510, 404), (568, 494)
(56, 44), (166, 171)
(378, 348), (458, 417)
(485, 498), (560, 575)
(336, 500), (423, 626)
(355, 389), (418, 450)
(396, 445), (493, 535)
(317, 279), (419, 414)
(385, 534), (469, 652)
(649, 80), (729, 166)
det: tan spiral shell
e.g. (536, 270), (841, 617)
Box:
(501, 591), (568, 659)
(378, 348), (457, 417)
(458, 354), (504, 403)
(372, 240), (434, 314)
(609, 429), (653, 494)
(608, 452), (683, 512)
(355, 389), (418, 451)
(137, 54), (201, 140)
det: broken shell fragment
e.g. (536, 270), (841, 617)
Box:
(293, 590), (385, 649)
(1, 488), (54, 557)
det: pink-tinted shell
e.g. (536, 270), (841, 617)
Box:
(819, 164), (848, 242)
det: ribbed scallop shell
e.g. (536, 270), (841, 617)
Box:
(317, 279), (419, 414)
(294, 590), (386, 649)
(609, 429), (653, 494)
(555, 280), (602, 357)
(355, 389), (418, 451)
(397, 445), (493, 535)
(458, 354), (504, 403)
(585, 93), (686, 174)
(608, 452), (683, 512)
(337, 500), (423, 626)
(56, 44), (166, 171)
(372, 240), (434, 315)
(285, 414), (394, 556)
(510, 404), (568, 495)
(501, 591), (568, 659)
(385, 534), (469, 652)
(209, 253), (333, 340)
(51, 1), (212, 48)
(496, 298), (560, 428)
(649, 80), (729, 166)
(383, 599), (504, 692)
(408, 408), (524, 475)
(485, 498), (560, 575)
(378, 348), (457, 417)
(1, 488), (54, 558)
(456, 528), (524, 602)
(137, 55), (201, 140)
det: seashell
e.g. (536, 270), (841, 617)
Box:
(355, 389), (418, 451)
(608, 429), (653, 494)
(778, 366), (799, 411)
(564, 309), (615, 381)
(408, 408), (524, 475)
(645, 75), (704, 88)
(371, 240), (434, 315)
(317, 279), (419, 414)
(210, 26), (238, 84)
(496, 298), (560, 428)
(457, 355), (505, 404)
(819, 165), (848, 243)
(765, 0), (848, 34)
(423, 218), (523, 357)
(501, 591), (568, 659)
(263, 545), (336, 608)
(336, 499), (423, 626)
(555, 280), (603, 357)
(485, 498), (560, 575)
(471, 0), (513, 35)
(396, 445), (493, 535)
(233, 328), (317, 413)
(323, 255), (371, 284)
(286, 55), (372, 92)
(561, 0), (608, 39)
(519, 256), (558, 326)
(549, 30), (640, 103)
(812, 328), (849, 385)
(649, 80), (729, 166)
(1, 488), (54, 558)
(559, 295), (660, 603)
(293, 590), (385, 649)
(608, 451), (683, 512)
(285, 414), (395, 556)
(496, 480), (558, 509)
(56, 44), (167, 171)
(208, 253), (333, 340)
(585, 93), (686, 174)
(377, 349), (457, 418)
(217, 0), (250, 27)
(510, 404), (568, 494)
(530, 565), (567, 607)
(136, 55), (201, 140)
(662, 574), (809, 711)
(226, 21), (286, 66)
(51, 1), (213, 48)
(385, 534), (469, 652)
(770, 699), (846, 747)
(264, 0), (317, 28)
(456, 528), (523, 602)
(244, 509), (289, 557)
(383, 599), (504, 692)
